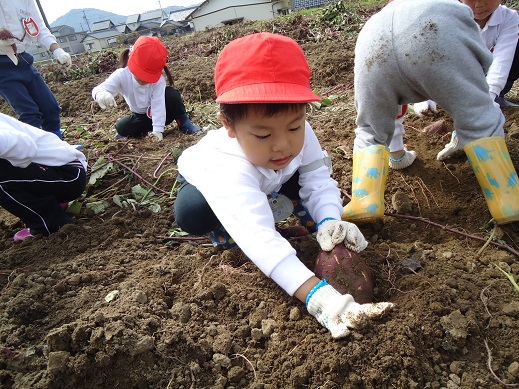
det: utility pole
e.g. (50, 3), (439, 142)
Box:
(34, 0), (51, 29)
(83, 11), (91, 32)
(158, 0), (166, 20)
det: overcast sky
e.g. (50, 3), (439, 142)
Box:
(37, 0), (201, 24)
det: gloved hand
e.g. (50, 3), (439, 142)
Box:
(0, 28), (19, 65)
(149, 131), (163, 142)
(52, 47), (72, 68)
(95, 91), (117, 110)
(316, 219), (368, 252)
(307, 279), (394, 339)
(413, 100), (437, 117)
(437, 131), (462, 161)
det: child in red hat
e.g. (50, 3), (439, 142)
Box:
(174, 32), (393, 339)
(92, 36), (200, 141)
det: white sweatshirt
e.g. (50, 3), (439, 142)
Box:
(92, 67), (167, 133)
(480, 5), (519, 97)
(0, 0), (57, 54)
(178, 122), (343, 295)
(0, 113), (86, 169)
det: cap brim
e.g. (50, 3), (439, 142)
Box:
(216, 83), (321, 104)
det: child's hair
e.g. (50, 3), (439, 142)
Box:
(118, 46), (174, 86)
(219, 103), (307, 128)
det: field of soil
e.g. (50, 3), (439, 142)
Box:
(1, 3), (519, 388)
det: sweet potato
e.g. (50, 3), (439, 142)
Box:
(314, 244), (374, 304)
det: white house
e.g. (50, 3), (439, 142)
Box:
(185, 0), (292, 31)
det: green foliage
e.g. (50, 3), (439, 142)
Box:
(113, 184), (163, 213)
(89, 156), (114, 186)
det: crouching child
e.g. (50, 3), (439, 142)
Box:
(173, 33), (393, 339)
(0, 113), (87, 240)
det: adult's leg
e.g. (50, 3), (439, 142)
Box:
(0, 55), (47, 130)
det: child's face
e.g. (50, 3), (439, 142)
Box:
(220, 105), (306, 171)
(460, 0), (501, 26)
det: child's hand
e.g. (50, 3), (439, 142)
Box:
(95, 91), (117, 110)
(149, 131), (163, 142)
(413, 100), (437, 117)
(52, 48), (72, 69)
(306, 280), (394, 339)
(316, 219), (367, 252)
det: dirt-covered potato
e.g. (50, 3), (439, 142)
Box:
(314, 244), (374, 304)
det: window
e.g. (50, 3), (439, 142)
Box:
(59, 37), (67, 43)
(69, 35), (77, 41)
(86, 43), (94, 50)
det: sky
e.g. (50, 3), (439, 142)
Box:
(37, 0), (201, 24)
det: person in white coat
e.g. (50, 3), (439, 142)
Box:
(0, 0), (72, 139)
(0, 113), (86, 241)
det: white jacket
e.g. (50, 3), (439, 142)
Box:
(0, 0), (57, 54)
(0, 113), (87, 169)
(178, 122), (343, 295)
(92, 67), (167, 134)
(480, 5), (519, 96)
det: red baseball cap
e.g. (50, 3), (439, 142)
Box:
(128, 36), (167, 83)
(215, 32), (321, 104)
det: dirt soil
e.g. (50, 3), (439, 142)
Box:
(1, 7), (519, 389)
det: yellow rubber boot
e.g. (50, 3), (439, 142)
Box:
(342, 145), (389, 222)
(464, 137), (519, 225)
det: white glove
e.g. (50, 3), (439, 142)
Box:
(413, 100), (437, 117)
(52, 47), (71, 68)
(149, 131), (163, 142)
(316, 219), (368, 252)
(307, 280), (394, 339)
(437, 131), (463, 161)
(95, 91), (117, 110)
(389, 149), (417, 170)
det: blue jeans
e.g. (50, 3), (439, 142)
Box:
(0, 52), (62, 133)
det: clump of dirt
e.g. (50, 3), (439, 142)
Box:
(1, 4), (519, 389)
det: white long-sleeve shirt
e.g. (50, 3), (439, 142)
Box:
(480, 5), (519, 96)
(92, 67), (167, 133)
(178, 122), (343, 295)
(0, 113), (86, 169)
(0, 0), (57, 54)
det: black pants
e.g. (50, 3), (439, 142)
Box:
(0, 159), (86, 235)
(115, 87), (187, 137)
(174, 172), (301, 235)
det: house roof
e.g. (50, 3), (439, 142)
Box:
(292, 0), (335, 9)
(140, 9), (166, 21)
(91, 20), (114, 31)
(126, 14), (140, 24)
(168, 7), (198, 22)
(83, 29), (120, 40)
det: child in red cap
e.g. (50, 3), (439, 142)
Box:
(174, 32), (393, 339)
(92, 36), (200, 141)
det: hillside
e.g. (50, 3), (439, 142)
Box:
(1, 2), (519, 388)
